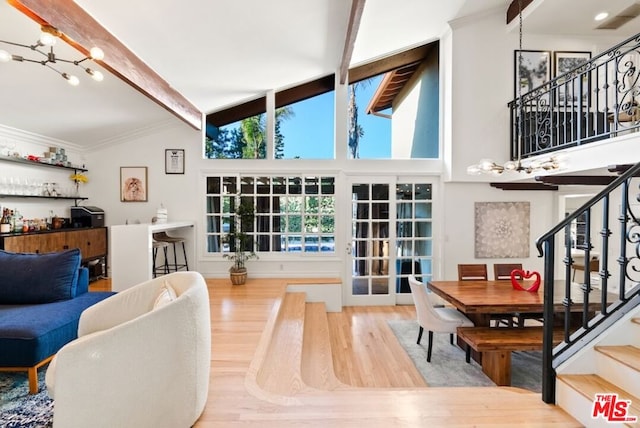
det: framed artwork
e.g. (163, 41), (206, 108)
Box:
(474, 202), (530, 258)
(514, 50), (551, 101)
(120, 166), (148, 202)
(165, 149), (185, 174)
(554, 51), (592, 106)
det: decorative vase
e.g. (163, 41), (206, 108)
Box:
(230, 269), (247, 285)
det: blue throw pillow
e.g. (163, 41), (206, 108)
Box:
(0, 249), (82, 304)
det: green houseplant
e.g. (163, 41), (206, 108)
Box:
(223, 195), (257, 285)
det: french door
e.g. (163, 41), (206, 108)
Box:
(344, 176), (435, 306)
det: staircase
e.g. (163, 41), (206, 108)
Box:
(243, 287), (582, 426)
(555, 311), (640, 427)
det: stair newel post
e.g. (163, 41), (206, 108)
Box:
(542, 236), (556, 404)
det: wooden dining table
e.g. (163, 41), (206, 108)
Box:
(426, 279), (613, 385)
(426, 279), (610, 328)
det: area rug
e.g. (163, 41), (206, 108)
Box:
(0, 369), (53, 428)
(387, 319), (542, 392)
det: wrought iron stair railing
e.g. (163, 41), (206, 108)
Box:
(535, 161), (640, 404)
(509, 33), (640, 160)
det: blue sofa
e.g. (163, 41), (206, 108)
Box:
(0, 248), (114, 393)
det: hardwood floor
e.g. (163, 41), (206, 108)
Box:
(89, 277), (580, 427)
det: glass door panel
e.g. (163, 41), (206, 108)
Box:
(349, 182), (391, 302)
(395, 182), (433, 295)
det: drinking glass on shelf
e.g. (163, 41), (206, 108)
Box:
(8, 177), (18, 195)
(23, 178), (32, 196)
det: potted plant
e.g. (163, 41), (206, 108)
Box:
(223, 194), (257, 285)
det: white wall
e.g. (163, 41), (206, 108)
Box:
(438, 181), (555, 280)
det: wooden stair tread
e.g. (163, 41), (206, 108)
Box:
(301, 302), (346, 390)
(235, 280), (580, 424)
(558, 374), (640, 417)
(596, 345), (640, 371)
(255, 292), (308, 395)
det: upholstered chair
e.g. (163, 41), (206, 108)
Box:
(408, 275), (474, 363)
(46, 271), (211, 428)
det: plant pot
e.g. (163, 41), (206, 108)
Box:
(229, 269), (247, 285)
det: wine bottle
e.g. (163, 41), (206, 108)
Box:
(1, 208), (11, 233)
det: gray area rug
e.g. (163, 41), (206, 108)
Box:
(388, 319), (542, 392)
(0, 368), (53, 428)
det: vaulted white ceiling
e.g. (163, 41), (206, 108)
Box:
(0, 0), (638, 149)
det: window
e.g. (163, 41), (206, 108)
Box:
(278, 90), (335, 159)
(348, 74), (391, 159)
(206, 175), (336, 254)
(205, 75), (335, 160)
(206, 114), (267, 159)
(205, 98), (268, 159)
(348, 42), (440, 159)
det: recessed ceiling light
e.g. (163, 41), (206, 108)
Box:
(594, 12), (609, 21)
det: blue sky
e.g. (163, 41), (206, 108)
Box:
(279, 75), (391, 159)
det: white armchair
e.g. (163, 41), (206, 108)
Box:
(45, 271), (211, 428)
(408, 275), (474, 363)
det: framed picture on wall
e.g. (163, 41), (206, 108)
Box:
(120, 166), (148, 202)
(554, 51), (592, 106)
(165, 149), (185, 174)
(514, 49), (551, 102)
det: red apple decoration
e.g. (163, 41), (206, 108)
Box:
(510, 269), (541, 292)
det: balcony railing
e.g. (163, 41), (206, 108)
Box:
(508, 33), (640, 160)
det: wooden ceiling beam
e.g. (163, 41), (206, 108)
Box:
(534, 175), (618, 185)
(340, 0), (366, 84)
(608, 164), (634, 174)
(506, 0), (534, 24)
(490, 182), (558, 191)
(9, 0), (202, 131)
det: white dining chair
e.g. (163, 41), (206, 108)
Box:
(408, 275), (474, 363)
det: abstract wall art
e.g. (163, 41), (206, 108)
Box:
(474, 202), (530, 258)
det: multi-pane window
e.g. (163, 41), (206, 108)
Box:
(206, 175), (336, 254)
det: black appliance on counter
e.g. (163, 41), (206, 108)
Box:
(70, 206), (105, 228)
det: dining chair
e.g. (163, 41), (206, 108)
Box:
(408, 275), (474, 363)
(457, 264), (488, 281)
(458, 263), (511, 328)
(572, 257), (599, 281)
(493, 263), (542, 327)
(493, 263), (523, 280)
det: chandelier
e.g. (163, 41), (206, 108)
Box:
(466, 156), (563, 175)
(466, 0), (562, 176)
(0, 25), (104, 86)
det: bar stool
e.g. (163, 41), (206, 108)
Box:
(152, 240), (171, 278)
(152, 231), (189, 272)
